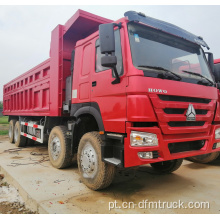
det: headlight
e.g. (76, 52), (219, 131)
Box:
(215, 128), (220, 139)
(130, 131), (158, 146)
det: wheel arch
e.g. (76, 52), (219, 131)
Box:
(71, 103), (105, 132)
(70, 104), (105, 155)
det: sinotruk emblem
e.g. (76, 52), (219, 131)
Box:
(186, 104), (196, 121)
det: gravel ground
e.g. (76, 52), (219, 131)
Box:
(1, 134), (220, 213)
(0, 173), (37, 214)
(0, 135), (37, 214)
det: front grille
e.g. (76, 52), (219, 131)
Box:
(168, 121), (205, 127)
(164, 108), (208, 115)
(149, 93), (215, 134)
(168, 140), (205, 154)
(158, 95), (211, 104)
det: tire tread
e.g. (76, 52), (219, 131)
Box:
(187, 152), (220, 164)
(48, 126), (73, 169)
(78, 132), (115, 190)
(14, 121), (26, 147)
(9, 120), (16, 143)
(151, 159), (183, 174)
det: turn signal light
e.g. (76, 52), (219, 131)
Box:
(138, 152), (153, 159)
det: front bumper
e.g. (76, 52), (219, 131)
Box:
(124, 123), (220, 167)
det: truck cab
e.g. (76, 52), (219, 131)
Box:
(70, 11), (220, 167)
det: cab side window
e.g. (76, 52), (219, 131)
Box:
(95, 29), (123, 76)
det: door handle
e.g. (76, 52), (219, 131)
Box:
(92, 81), (97, 87)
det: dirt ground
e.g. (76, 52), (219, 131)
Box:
(0, 202), (36, 214)
(0, 134), (220, 214)
(0, 174), (36, 214)
(0, 135), (8, 142)
(0, 130), (36, 214)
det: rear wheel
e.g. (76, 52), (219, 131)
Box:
(48, 126), (73, 169)
(8, 120), (16, 143)
(77, 132), (115, 190)
(150, 159), (183, 174)
(14, 121), (26, 147)
(187, 152), (220, 164)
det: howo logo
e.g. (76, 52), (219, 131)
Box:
(186, 104), (196, 121)
(148, 88), (167, 93)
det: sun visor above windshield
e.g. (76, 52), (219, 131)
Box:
(124, 11), (210, 50)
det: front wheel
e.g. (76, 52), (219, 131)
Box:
(150, 159), (183, 174)
(77, 132), (115, 190)
(187, 152), (220, 164)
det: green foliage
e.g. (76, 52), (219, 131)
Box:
(0, 130), (8, 135)
(0, 116), (9, 124)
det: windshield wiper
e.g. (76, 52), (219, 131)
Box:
(182, 70), (214, 86)
(138, 65), (182, 81)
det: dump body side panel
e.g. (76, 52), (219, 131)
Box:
(3, 59), (51, 116)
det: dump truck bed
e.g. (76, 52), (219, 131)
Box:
(3, 9), (112, 117)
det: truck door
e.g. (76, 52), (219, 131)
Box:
(91, 29), (127, 133)
(76, 43), (92, 103)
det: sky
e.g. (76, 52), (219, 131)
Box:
(1, 5), (220, 101)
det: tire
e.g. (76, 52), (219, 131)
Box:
(26, 138), (35, 146)
(150, 158), (183, 174)
(187, 152), (220, 164)
(8, 120), (16, 143)
(77, 132), (116, 190)
(48, 126), (73, 169)
(14, 121), (26, 147)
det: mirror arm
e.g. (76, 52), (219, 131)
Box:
(113, 22), (122, 29)
(111, 66), (120, 84)
(110, 22), (122, 85)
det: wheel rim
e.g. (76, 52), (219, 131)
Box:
(9, 124), (12, 139)
(50, 136), (61, 161)
(14, 126), (18, 143)
(80, 142), (98, 179)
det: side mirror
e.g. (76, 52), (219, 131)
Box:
(205, 52), (214, 73)
(99, 23), (120, 84)
(99, 23), (115, 54)
(101, 56), (117, 68)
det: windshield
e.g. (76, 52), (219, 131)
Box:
(128, 22), (214, 85)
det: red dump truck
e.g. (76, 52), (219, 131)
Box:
(3, 10), (220, 190)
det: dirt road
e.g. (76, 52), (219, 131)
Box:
(0, 138), (220, 214)
(0, 136), (36, 214)
(0, 135), (8, 142)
